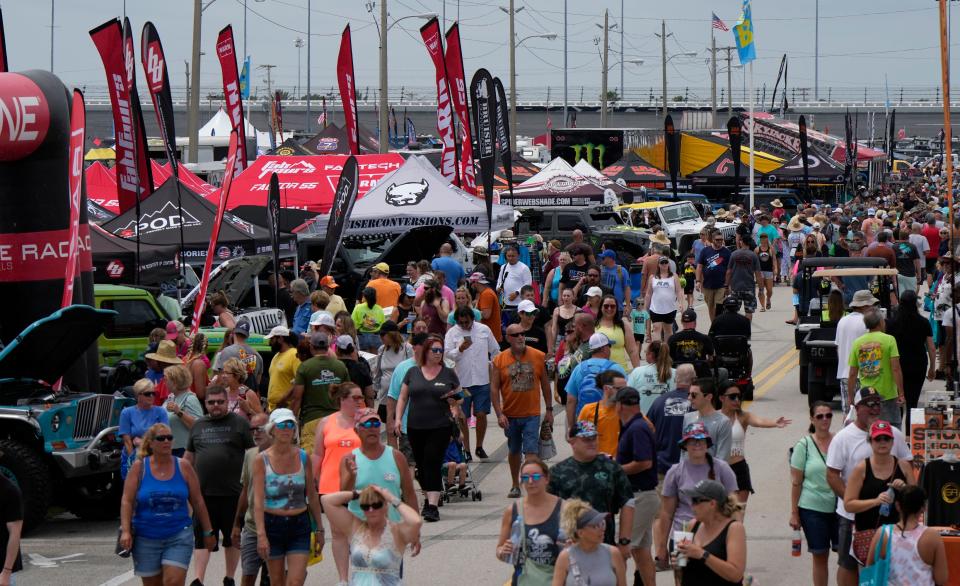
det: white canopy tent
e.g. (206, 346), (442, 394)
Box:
(302, 155), (515, 236)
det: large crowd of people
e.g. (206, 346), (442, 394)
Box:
(6, 172), (960, 586)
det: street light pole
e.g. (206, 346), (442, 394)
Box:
(306, 0), (312, 133)
(620, 0), (624, 101)
(379, 0), (388, 153)
(50, 0), (54, 73)
(295, 38), (304, 99)
(187, 0), (202, 163)
(711, 35), (717, 126)
(660, 20), (668, 118)
(563, 0), (567, 127)
(509, 0), (517, 150)
(814, 0), (819, 101)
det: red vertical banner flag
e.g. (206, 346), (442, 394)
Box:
(90, 19), (153, 214)
(191, 130), (240, 336)
(444, 23), (476, 194)
(63, 90), (85, 308)
(420, 18), (459, 185)
(215, 26), (248, 172)
(336, 25), (361, 155)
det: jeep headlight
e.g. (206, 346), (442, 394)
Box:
(50, 412), (61, 432)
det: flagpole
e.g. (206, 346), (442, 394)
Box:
(748, 62), (754, 210)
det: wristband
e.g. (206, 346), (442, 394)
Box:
(202, 529), (215, 537)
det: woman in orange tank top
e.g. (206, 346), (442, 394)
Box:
(313, 382), (363, 584)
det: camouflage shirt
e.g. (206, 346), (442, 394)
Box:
(547, 454), (634, 514)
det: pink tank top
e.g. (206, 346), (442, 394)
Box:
(887, 524), (935, 586)
(317, 414), (360, 494)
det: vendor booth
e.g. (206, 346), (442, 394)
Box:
(764, 147), (846, 184)
(499, 157), (622, 207)
(89, 223), (181, 286)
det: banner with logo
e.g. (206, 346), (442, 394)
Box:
(406, 117), (416, 147)
(493, 77), (513, 195)
(470, 69), (496, 237)
(62, 90), (85, 307)
(192, 130), (239, 336)
(239, 56), (250, 99)
(319, 156), (358, 278)
(733, 0), (756, 65)
(122, 17), (154, 199)
(336, 25), (360, 156)
(727, 115), (742, 194)
(444, 23), (476, 195)
(90, 18), (154, 214)
(664, 114), (680, 197)
(420, 18), (459, 185)
(140, 22), (178, 173)
(0, 8), (7, 73)
(222, 154), (404, 212)
(215, 26), (248, 172)
(267, 173), (281, 301)
(798, 114), (809, 193)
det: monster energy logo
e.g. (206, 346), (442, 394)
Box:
(570, 143), (607, 169)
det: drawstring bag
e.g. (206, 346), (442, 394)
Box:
(538, 419), (556, 461)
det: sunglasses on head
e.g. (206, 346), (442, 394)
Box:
(206, 399), (225, 405)
(140, 391), (155, 397)
(814, 412), (833, 420)
(359, 419), (382, 429)
(360, 501), (385, 511)
(274, 421), (296, 430)
(520, 473), (543, 483)
(153, 434), (174, 442)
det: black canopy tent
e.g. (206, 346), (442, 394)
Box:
(300, 122), (380, 155)
(101, 178), (297, 266)
(765, 146), (846, 184)
(229, 205), (317, 234)
(269, 137), (315, 156)
(89, 223), (180, 285)
(86, 199), (117, 224)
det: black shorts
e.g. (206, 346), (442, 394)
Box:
(633, 334), (645, 345)
(729, 459), (754, 494)
(649, 310), (677, 324)
(194, 494), (239, 549)
(926, 257), (938, 274)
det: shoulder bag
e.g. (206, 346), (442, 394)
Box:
(858, 524), (893, 586)
(510, 502), (556, 586)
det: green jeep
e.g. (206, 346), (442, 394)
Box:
(93, 284), (271, 367)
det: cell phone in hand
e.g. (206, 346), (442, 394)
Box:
(464, 335), (472, 343)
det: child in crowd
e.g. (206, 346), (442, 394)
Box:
(630, 298), (650, 351)
(443, 426), (469, 493)
(681, 252), (698, 309)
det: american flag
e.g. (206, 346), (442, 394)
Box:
(712, 13), (729, 32)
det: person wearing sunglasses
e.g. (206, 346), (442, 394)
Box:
(789, 401), (837, 586)
(120, 423), (215, 586)
(596, 294), (640, 372)
(673, 479), (746, 585)
(185, 386), (256, 586)
(312, 383), (363, 583)
(119, 379), (170, 480)
(695, 228), (732, 322)
(551, 499), (627, 586)
(842, 420), (915, 567)
(233, 412), (272, 586)
(252, 409), (324, 586)
(395, 334), (463, 522)
(718, 383), (791, 506)
(495, 457), (563, 585)
(825, 388), (912, 585)
(321, 484), (421, 585)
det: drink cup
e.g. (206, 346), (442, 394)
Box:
(673, 530), (693, 567)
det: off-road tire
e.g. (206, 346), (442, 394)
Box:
(0, 439), (52, 533)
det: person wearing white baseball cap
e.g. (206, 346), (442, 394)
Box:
(266, 326), (300, 411)
(582, 286), (604, 319)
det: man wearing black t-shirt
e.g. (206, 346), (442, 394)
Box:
(516, 300), (549, 353)
(560, 247), (591, 297)
(0, 471), (23, 583)
(668, 309), (715, 376)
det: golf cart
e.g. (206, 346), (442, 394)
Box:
(796, 260), (898, 406)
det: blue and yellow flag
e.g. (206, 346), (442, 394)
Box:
(733, 0), (756, 65)
(239, 56), (251, 99)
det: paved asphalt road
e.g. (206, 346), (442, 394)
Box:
(19, 285), (921, 586)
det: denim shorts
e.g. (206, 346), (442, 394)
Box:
(504, 415), (540, 455)
(132, 525), (195, 577)
(264, 511), (312, 559)
(798, 508), (839, 555)
(358, 332), (381, 351)
(837, 515), (857, 570)
(462, 384), (491, 415)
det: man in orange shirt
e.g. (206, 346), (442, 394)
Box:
(491, 323), (553, 497)
(365, 262), (401, 310)
(577, 370), (629, 457)
(470, 271), (502, 343)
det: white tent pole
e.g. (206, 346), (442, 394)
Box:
(748, 62), (755, 210)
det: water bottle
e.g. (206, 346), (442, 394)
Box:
(791, 529), (802, 557)
(508, 518), (523, 566)
(879, 487), (895, 517)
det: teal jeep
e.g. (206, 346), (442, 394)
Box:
(0, 306), (131, 532)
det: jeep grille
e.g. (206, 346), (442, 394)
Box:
(720, 226), (736, 241)
(74, 395), (115, 440)
(242, 309), (285, 335)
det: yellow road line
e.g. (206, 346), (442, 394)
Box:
(753, 348), (799, 386)
(745, 351), (799, 406)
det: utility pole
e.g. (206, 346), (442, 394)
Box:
(657, 20), (671, 118)
(508, 0), (517, 150)
(306, 0), (312, 133)
(259, 64), (277, 97)
(563, 0), (568, 127)
(601, 10), (609, 127)
(711, 37), (717, 126)
(187, 0), (202, 163)
(184, 61), (190, 108)
(295, 38), (304, 99)
(814, 0), (819, 101)
(724, 46), (734, 117)
(620, 0), (624, 101)
(49, 0), (55, 73)
(379, 0), (389, 153)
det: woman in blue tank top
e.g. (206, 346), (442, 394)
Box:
(253, 408), (325, 586)
(120, 423), (215, 584)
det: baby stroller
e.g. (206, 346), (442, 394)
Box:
(440, 419), (482, 504)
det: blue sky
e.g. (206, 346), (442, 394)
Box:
(2, 0), (951, 98)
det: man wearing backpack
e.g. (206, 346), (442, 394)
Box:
(564, 333), (627, 424)
(599, 250), (632, 310)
